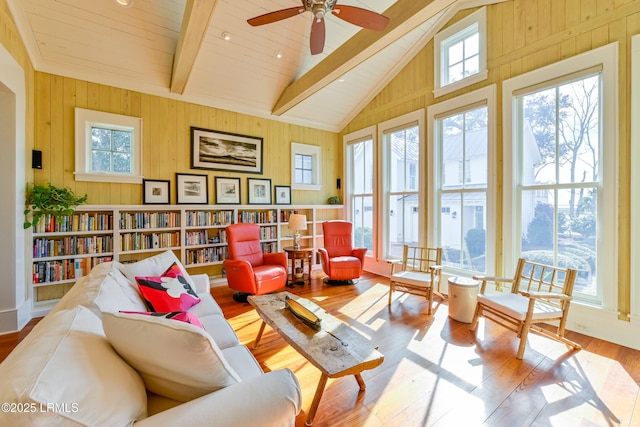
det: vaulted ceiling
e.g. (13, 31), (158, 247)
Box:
(7, 0), (502, 132)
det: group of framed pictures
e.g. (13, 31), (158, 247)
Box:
(143, 126), (291, 205)
(143, 175), (291, 205)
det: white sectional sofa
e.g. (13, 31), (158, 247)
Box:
(0, 251), (301, 426)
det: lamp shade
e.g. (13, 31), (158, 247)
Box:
(288, 214), (307, 231)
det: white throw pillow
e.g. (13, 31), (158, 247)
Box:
(119, 250), (197, 290)
(102, 311), (241, 402)
(0, 306), (148, 427)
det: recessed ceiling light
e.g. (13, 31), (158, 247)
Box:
(275, 51), (284, 59)
(222, 32), (231, 41)
(115, 0), (133, 7)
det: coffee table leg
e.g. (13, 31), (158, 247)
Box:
(253, 321), (266, 350)
(355, 373), (366, 391)
(305, 373), (329, 426)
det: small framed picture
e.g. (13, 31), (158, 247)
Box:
(274, 185), (291, 205)
(215, 177), (241, 205)
(176, 173), (208, 204)
(248, 178), (272, 205)
(143, 179), (170, 204)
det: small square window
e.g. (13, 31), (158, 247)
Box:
(291, 142), (322, 191)
(434, 7), (488, 98)
(75, 108), (143, 184)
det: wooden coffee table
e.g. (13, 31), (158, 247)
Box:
(248, 292), (384, 426)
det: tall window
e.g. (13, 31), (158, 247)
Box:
(429, 86), (495, 276)
(504, 43), (618, 307)
(438, 106), (488, 272)
(345, 131), (374, 254)
(380, 110), (424, 259)
(516, 74), (601, 299)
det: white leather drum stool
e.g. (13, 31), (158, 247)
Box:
(447, 276), (480, 323)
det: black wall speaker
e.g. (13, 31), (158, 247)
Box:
(32, 150), (42, 169)
(336, 178), (341, 189)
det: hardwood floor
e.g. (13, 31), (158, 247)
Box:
(1, 272), (639, 426)
(213, 273), (640, 427)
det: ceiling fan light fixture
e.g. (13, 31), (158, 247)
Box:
(115, 0), (133, 7)
(222, 32), (231, 41)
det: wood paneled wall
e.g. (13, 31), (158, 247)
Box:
(32, 74), (341, 206)
(341, 0), (640, 317)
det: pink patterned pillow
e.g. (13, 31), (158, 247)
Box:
(135, 262), (201, 312)
(119, 311), (204, 329)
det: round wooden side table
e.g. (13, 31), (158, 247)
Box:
(283, 246), (313, 286)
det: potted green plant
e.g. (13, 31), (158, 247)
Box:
(24, 182), (88, 229)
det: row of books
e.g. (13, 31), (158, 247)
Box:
(260, 226), (277, 240)
(261, 242), (278, 253)
(119, 212), (180, 230)
(119, 232), (180, 252)
(33, 236), (113, 258)
(186, 210), (233, 227)
(33, 257), (112, 284)
(185, 247), (228, 264)
(34, 213), (113, 233)
(238, 210), (278, 224)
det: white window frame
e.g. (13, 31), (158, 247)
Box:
(74, 108), (143, 184)
(378, 109), (425, 260)
(291, 142), (321, 191)
(630, 34), (640, 321)
(344, 125), (376, 259)
(503, 42), (618, 310)
(433, 7), (488, 98)
(428, 85), (496, 277)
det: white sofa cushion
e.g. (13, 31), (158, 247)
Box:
(120, 250), (197, 290)
(103, 311), (241, 402)
(53, 261), (147, 316)
(0, 306), (147, 427)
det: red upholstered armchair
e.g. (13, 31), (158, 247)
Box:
(223, 223), (288, 302)
(318, 221), (367, 285)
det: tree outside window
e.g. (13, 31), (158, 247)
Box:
(518, 74), (600, 297)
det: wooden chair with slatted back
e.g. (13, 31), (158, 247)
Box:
(388, 246), (443, 315)
(469, 257), (582, 359)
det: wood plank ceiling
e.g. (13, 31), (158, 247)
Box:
(7, 0), (500, 132)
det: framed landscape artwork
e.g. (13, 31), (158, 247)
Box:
(274, 185), (291, 205)
(143, 179), (170, 204)
(215, 177), (241, 205)
(191, 127), (263, 174)
(248, 178), (271, 204)
(176, 173), (208, 204)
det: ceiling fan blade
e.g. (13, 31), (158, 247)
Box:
(331, 5), (389, 31)
(310, 17), (326, 55)
(247, 7), (305, 27)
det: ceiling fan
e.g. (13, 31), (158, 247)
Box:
(247, 0), (390, 55)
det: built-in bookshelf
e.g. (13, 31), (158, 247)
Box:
(30, 204), (343, 314)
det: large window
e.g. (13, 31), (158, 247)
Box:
(74, 108), (142, 183)
(380, 110), (424, 259)
(504, 43), (618, 307)
(429, 86), (496, 276)
(344, 127), (375, 254)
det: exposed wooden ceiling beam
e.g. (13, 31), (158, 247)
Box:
(272, 0), (459, 116)
(170, 0), (218, 94)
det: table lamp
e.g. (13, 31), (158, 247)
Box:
(288, 214), (307, 249)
